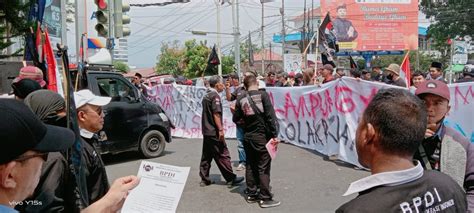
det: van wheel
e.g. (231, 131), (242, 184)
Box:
(139, 130), (166, 158)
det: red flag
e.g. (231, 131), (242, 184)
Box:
(35, 25), (44, 63)
(44, 30), (58, 92)
(400, 52), (411, 88)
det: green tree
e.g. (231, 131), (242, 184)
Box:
(221, 55), (235, 75)
(348, 51), (440, 73)
(155, 39), (238, 79)
(182, 39), (210, 78)
(113, 61), (130, 73)
(155, 40), (184, 76)
(0, 1), (32, 58)
(371, 51), (441, 73)
(420, 1), (474, 56)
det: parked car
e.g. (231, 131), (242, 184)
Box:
(78, 66), (172, 158)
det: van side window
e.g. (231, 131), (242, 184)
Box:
(97, 78), (136, 102)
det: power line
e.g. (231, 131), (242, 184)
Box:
(129, 3), (213, 48)
(129, 5), (226, 56)
(130, 0), (191, 7)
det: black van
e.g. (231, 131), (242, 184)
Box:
(82, 70), (172, 158)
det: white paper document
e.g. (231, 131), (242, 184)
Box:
(121, 161), (190, 213)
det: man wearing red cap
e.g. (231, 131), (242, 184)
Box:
(414, 80), (474, 211)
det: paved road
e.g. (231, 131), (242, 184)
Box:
(104, 138), (368, 212)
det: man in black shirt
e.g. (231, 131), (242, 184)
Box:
(74, 89), (111, 204)
(200, 76), (244, 187)
(233, 74), (280, 208)
(337, 88), (466, 212)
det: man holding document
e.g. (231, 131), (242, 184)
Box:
(233, 74), (281, 208)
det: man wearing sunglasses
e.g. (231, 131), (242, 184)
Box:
(74, 89), (112, 204)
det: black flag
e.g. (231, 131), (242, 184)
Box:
(208, 45), (220, 66)
(318, 12), (338, 66)
(349, 55), (358, 69)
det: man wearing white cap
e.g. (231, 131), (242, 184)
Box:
(74, 89), (112, 204)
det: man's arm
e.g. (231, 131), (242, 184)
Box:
(213, 112), (224, 141)
(232, 98), (243, 123)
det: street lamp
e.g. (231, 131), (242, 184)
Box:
(190, 30), (236, 36)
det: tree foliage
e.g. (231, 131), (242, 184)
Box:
(155, 40), (184, 76)
(420, 0), (474, 54)
(113, 61), (130, 73)
(155, 39), (236, 79)
(183, 39), (210, 78)
(0, 1), (32, 58)
(351, 51), (440, 73)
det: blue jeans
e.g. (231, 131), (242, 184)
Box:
(236, 126), (246, 165)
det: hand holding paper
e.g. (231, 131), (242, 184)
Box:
(266, 138), (279, 159)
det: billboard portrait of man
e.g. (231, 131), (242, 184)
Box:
(333, 3), (358, 42)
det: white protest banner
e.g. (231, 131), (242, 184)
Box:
(147, 84), (236, 139)
(446, 82), (474, 143)
(147, 80), (474, 167)
(122, 161), (190, 213)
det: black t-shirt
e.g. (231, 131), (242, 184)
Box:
(232, 90), (278, 142)
(336, 170), (466, 213)
(388, 77), (407, 87)
(201, 89), (223, 136)
(230, 86), (246, 101)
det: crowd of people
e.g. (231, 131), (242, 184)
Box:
(198, 61), (474, 211)
(1, 61), (474, 212)
(254, 61), (474, 90)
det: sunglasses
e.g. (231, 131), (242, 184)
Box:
(80, 106), (103, 116)
(14, 153), (49, 162)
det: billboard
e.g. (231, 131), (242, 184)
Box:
(43, 0), (62, 44)
(321, 0), (418, 51)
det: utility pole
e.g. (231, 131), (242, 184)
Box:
(232, 0), (241, 80)
(309, 0), (314, 54)
(108, 0), (114, 63)
(216, 0), (222, 76)
(261, 1), (265, 75)
(302, 0), (307, 68)
(75, 0), (85, 62)
(281, 0), (285, 71)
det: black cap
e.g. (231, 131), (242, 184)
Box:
(430, 62), (442, 69)
(0, 99), (75, 164)
(11, 78), (42, 99)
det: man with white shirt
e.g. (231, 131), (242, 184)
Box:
(336, 88), (466, 212)
(74, 89), (112, 204)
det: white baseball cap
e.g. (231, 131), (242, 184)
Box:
(74, 89), (111, 108)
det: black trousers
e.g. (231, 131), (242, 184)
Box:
(199, 136), (236, 183)
(244, 134), (273, 201)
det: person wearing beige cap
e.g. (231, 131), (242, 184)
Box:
(74, 89), (112, 204)
(384, 63), (407, 87)
(321, 64), (335, 84)
(414, 80), (474, 211)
